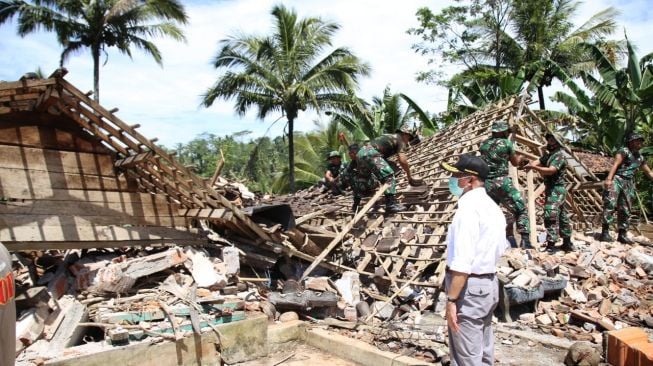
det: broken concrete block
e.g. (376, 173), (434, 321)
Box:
(536, 314), (552, 325)
(221, 246), (240, 275)
(79, 248), (187, 293)
(16, 305), (49, 352)
(335, 271), (361, 306)
(184, 247), (227, 289)
(108, 327), (130, 345)
(305, 277), (336, 292)
(625, 248), (653, 274)
(49, 299), (88, 351)
(371, 301), (396, 320)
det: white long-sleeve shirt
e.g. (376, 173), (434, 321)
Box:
(446, 187), (508, 274)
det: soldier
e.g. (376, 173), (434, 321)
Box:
(480, 120), (532, 249)
(369, 126), (424, 187)
(600, 133), (653, 243)
(347, 143), (406, 214)
(524, 133), (574, 251)
(323, 151), (347, 194)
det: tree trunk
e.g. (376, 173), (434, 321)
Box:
(92, 46), (100, 102)
(538, 85), (545, 110)
(288, 116), (295, 193)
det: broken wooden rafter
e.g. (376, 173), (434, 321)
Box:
(300, 182), (390, 281)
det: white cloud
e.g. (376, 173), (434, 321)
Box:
(1, 0), (652, 146)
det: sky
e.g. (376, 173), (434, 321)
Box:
(1, 0), (652, 148)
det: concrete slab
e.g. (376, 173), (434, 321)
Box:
(305, 328), (431, 366)
(43, 313), (268, 366)
(268, 320), (306, 344)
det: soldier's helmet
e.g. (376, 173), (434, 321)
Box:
(545, 132), (563, 145)
(326, 151), (341, 160)
(491, 120), (510, 133)
(626, 132), (644, 143)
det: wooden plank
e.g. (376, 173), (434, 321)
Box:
(0, 144), (115, 176)
(527, 170), (538, 249)
(114, 151), (153, 169)
(0, 124), (109, 154)
(0, 223), (195, 242)
(300, 183), (390, 281)
(3, 239), (207, 251)
(0, 167), (136, 193)
(0, 198), (179, 216)
(0, 213), (188, 227)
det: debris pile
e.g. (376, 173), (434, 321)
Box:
(12, 244), (254, 365)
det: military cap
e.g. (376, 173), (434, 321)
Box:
(626, 132), (644, 143)
(326, 151), (341, 160)
(491, 120), (510, 133)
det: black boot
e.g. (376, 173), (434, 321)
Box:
(599, 224), (613, 242)
(385, 195), (406, 214)
(560, 237), (575, 251)
(507, 236), (518, 248)
(520, 234), (533, 249)
(544, 241), (557, 252)
(617, 229), (633, 244)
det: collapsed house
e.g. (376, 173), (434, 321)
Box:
(2, 71), (652, 365)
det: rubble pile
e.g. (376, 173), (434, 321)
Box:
(11, 244), (256, 365)
(503, 233), (653, 343)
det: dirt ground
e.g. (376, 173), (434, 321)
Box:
(495, 338), (567, 365)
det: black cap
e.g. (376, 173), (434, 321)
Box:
(441, 154), (489, 179)
(545, 132), (562, 145)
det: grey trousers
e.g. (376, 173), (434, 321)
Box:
(445, 274), (499, 366)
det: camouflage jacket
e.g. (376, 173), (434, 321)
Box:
(616, 147), (645, 179)
(539, 149), (567, 187)
(479, 137), (514, 178)
(326, 161), (347, 179)
(370, 134), (406, 159)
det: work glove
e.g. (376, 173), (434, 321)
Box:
(352, 197), (361, 212)
(408, 177), (424, 187)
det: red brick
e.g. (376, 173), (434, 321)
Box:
(633, 341), (653, 366)
(607, 328), (649, 366)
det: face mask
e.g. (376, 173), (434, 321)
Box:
(448, 177), (465, 197)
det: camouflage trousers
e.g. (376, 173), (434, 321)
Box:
(485, 176), (530, 234)
(544, 185), (572, 243)
(350, 146), (396, 199)
(602, 175), (635, 230)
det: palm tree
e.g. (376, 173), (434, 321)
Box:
(201, 4), (370, 193)
(333, 86), (435, 140)
(0, 0), (188, 101)
(510, 0), (620, 109)
(553, 37), (653, 152)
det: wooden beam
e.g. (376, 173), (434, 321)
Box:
(300, 182), (390, 281)
(114, 151), (154, 169)
(527, 170), (538, 249)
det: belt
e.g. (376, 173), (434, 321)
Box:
(446, 267), (495, 278)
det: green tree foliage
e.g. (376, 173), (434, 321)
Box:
(0, 0), (188, 101)
(201, 4), (370, 193)
(173, 132), (287, 193)
(332, 86), (436, 141)
(408, 0), (620, 110)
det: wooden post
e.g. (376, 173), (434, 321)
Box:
(527, 170), (538, 248)
(300, 183), (390, 281)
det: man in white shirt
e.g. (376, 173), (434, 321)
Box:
(441, 154), (508, 366)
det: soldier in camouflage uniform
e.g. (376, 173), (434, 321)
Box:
(346, 143), (406, 213)
(371, 126), (424, 187)
(600, 133), (653, 243)
(480, 120), (532, 249)
(524, 133), (574, 251)
(323, 151), (347, 194)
